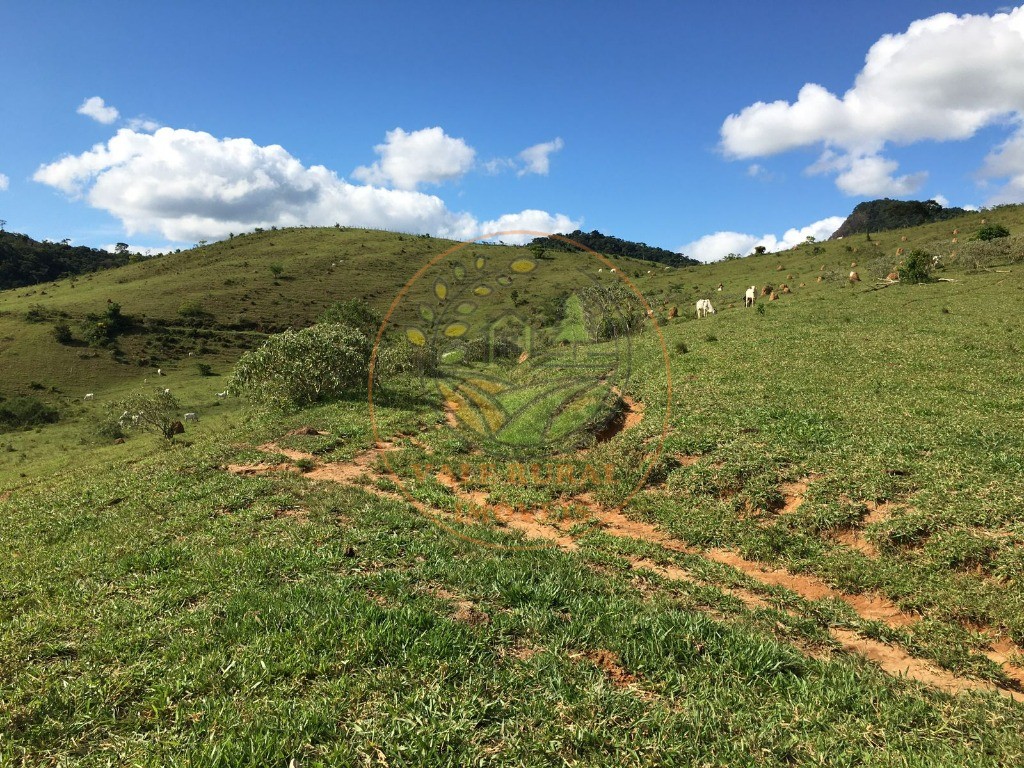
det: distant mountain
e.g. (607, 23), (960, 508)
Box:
(530, 230), (699, 267)
(829, 199), (968, 240)
(0, 231), (131, 290)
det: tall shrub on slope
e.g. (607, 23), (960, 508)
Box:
(228, 323), (373, 409)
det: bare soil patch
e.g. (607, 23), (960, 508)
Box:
(778, 477), (811, 515)
(834, 528), (879, 557)
(286, 426), (328, 436)
(831, 628), (1021, 702)
(583, 648), (641, 687)
(705, 548), (917, 628)
(227, 461), (301, 476)
(427, 586), (491, 626)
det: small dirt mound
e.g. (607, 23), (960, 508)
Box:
(586, 649), (639, 686)
(778, 478), (811, 515)
(227, 462), (301, 476)
(287, 426), (327, 436)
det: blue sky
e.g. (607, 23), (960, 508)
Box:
(2, 1), (1022, 260)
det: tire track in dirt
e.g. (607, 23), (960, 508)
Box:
(226, 436), (1024, 701)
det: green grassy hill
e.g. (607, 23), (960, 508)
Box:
(3, 211), (1024, 764)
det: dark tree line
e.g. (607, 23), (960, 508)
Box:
(0, 231), (131, 290)
(530, 230), (698, 267)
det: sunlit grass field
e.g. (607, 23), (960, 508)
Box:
(3, 213), (1024, 764)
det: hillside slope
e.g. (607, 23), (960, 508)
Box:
(1, 204), (1022, 456)
(3, 213), (1024, 762)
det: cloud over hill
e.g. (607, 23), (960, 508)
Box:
(34, 123), (577, 245)
(680, 215), (845, 263)
(721, 7), (1024, 202)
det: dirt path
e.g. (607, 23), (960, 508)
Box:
(226, 435), (1024, 702)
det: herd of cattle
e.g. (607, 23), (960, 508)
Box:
(694, 284), (765, 318)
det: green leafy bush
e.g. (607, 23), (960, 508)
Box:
(80, 302), (131, 347)
(228, 323), (375, 409)
(975, 224), (1010, 241)
(51, 321), (74, 345)
(317, 299), (382, 339)
(897, 249), (934, 284)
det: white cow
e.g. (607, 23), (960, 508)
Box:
(744, 286), (756, 307)
(216, 391), (228, 399)
(163, 388), (171, 395)
(184, 412), (199, 422)
(696, 299), (716, 319)
(157, 368), (165, 376)
(83, 393), (95, 401)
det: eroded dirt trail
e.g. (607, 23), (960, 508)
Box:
(226, 433), (1024, 702)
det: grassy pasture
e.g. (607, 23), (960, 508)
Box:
(2, 212), (1024, 764)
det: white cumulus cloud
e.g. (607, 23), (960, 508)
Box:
(126, 117), (161, 132)
(517, 138), (564, 177)
(808, 151), (927, 197)
(33, 127), (578, 244)
(351, 127), (476, 190)
(679, 215), (845, 263)
(978, 128), (1024, 204)
(0, 173), (9, 191)
(720, 6), (1024, 198)
(477, 210), (580, 243)
(77, 96), (120, 125)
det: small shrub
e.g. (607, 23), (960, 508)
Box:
(674, 341), (689, 355)
(24, 305), (50, 323)
(381, 336), (439, 377)
(897, 249), (934, 284)
(80, 302), (131, 346)
(51, 322), (74, 344)
(975, 224), (1010, 241)
(704, 333), (718, 342)
(196, 362), (214, 377)
(317, 299), (382, 339)
(756, 304), (766, 315)
(269, 263), (285, 277)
